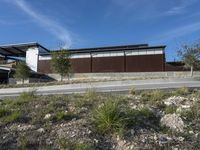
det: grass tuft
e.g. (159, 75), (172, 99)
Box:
(92, 98), (125, 134)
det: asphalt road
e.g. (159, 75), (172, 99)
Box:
(0, 78), (200, 98)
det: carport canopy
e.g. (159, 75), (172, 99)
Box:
(0, 42), (49, 57)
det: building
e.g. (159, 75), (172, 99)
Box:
(0, 42), (166, 75)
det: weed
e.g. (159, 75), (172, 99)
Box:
(141, 90), (165, 104)
(50, 111), (77, 122)
(164, 105), (177, 114)
(4, 111), (22, 124)
(12, 90), (36, 106)
(18, 135), (28, 150)
(0, 107), (10, 118)
(75, 143), (92, 150)
(126, 107), (159, 129)
(129, 87), (136, 95)
(173, 87), (190, 96)
(92, 98), (125, 134)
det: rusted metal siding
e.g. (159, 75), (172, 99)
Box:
(38, 60), (52, 74)
(70, 58), (91, 73)
(126, 54), (164, 72)
(92, 56), (125, 72)
(37, 54), (165, 73)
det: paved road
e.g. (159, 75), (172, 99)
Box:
(0, 78), (200, 98)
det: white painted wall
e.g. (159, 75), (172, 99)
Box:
(26, 47), (39, 72)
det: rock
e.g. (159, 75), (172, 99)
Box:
(44, 114), (51, 119)
(158, 135), (172, 145)
(164, 96), (186, 106)
(17, 124), (34, 131)
(37, 128), (45, 133)
(177, 136), (184, 142)
(160, 113), (185, 132)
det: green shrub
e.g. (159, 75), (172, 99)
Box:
(164, 105), (177, 114)
(0, 107), (10, 118)
(141, 90), (165, 104)
(92, 99), (125, 134)
(75, 143), (92, 150)
(50, 111), (77, 122)
(129, 87), (136, 95)
(74, 90), (97, 108)
(58, 138), (74, 150)
(173, 87), (190, 96)
(126, 107), (159, 129)
(181, 104), (200, 121)
(12, 90), (36, 106)
(4, 111), (22, 123)
(58, 139), (91, 150)
(18, 135), (28, 150)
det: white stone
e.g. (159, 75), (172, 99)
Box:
(160, 113), (185, 132)
(37, 128), (45, 133)
(44, 114), (51, 119)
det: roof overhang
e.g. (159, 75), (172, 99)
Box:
(0, 42), (49, 57)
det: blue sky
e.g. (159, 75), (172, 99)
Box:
(0, 0), (200, 61)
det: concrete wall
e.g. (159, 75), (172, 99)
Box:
(26, 47), (39, 72)
(47, 71), (200, 81)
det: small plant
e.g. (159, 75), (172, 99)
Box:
(92, 99), (125, 134)
(0, 107), (10, 118)
(58, 138), (74, 150)
(164, 105), (177, 114)
(75, 90), (97, 108)
(4, 111), (22, 124)
(18, 135), (28, 150)
(141, 90), (165, 104)
(12, 90), (36, 106)
(75, 143), (92, 150)
(129, 87), (136, 95)
(50, 111), (77, 122)
(126, 107), (159, 129)
(173, 87), (190, 96)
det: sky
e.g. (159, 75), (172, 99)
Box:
(0, 0), (200, 61)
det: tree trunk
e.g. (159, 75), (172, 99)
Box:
(22, 78), (24, 84)
(190, 66), (193, 77)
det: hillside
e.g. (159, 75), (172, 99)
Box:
(0, 88), (200, 150)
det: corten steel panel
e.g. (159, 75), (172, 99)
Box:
(70, 58), (91, 73)
(126, 54), (164, 72)
(38, 60), (52, 74)
(92, 56), (125, 72)
(38, 58), (92, 74)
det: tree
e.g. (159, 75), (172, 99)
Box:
(14, 61), (31, 84)
(50, 49), (72, 81)
(178, 43), (200, 76)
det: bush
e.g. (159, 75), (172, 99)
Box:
(129, 87), (136, 95)
(50, 111), (77, 122)
(74, 90), (97, 108)
(141, 90), (165, 104)
(92, 99), (125, 134)
(12, 90), (36, 106)
(173, 87), (190, 96)
(0, 107), (10, 118)
(126, 107), (160, 129)
(4, 111), (22, 124)
(58, 138), (92, 150)
(164, 105), (177, 114)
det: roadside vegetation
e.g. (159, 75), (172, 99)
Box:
(0, 88), (199, 149)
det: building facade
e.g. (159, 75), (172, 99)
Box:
(0, 43), (166, 74)
(38, 44), (166, 74)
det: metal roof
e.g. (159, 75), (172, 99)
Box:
(0, 42), (49, 57)
(41, 44), (166, 55)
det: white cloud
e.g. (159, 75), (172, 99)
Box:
(9, 0), (72, 48)
(164, 0), (198, 16)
